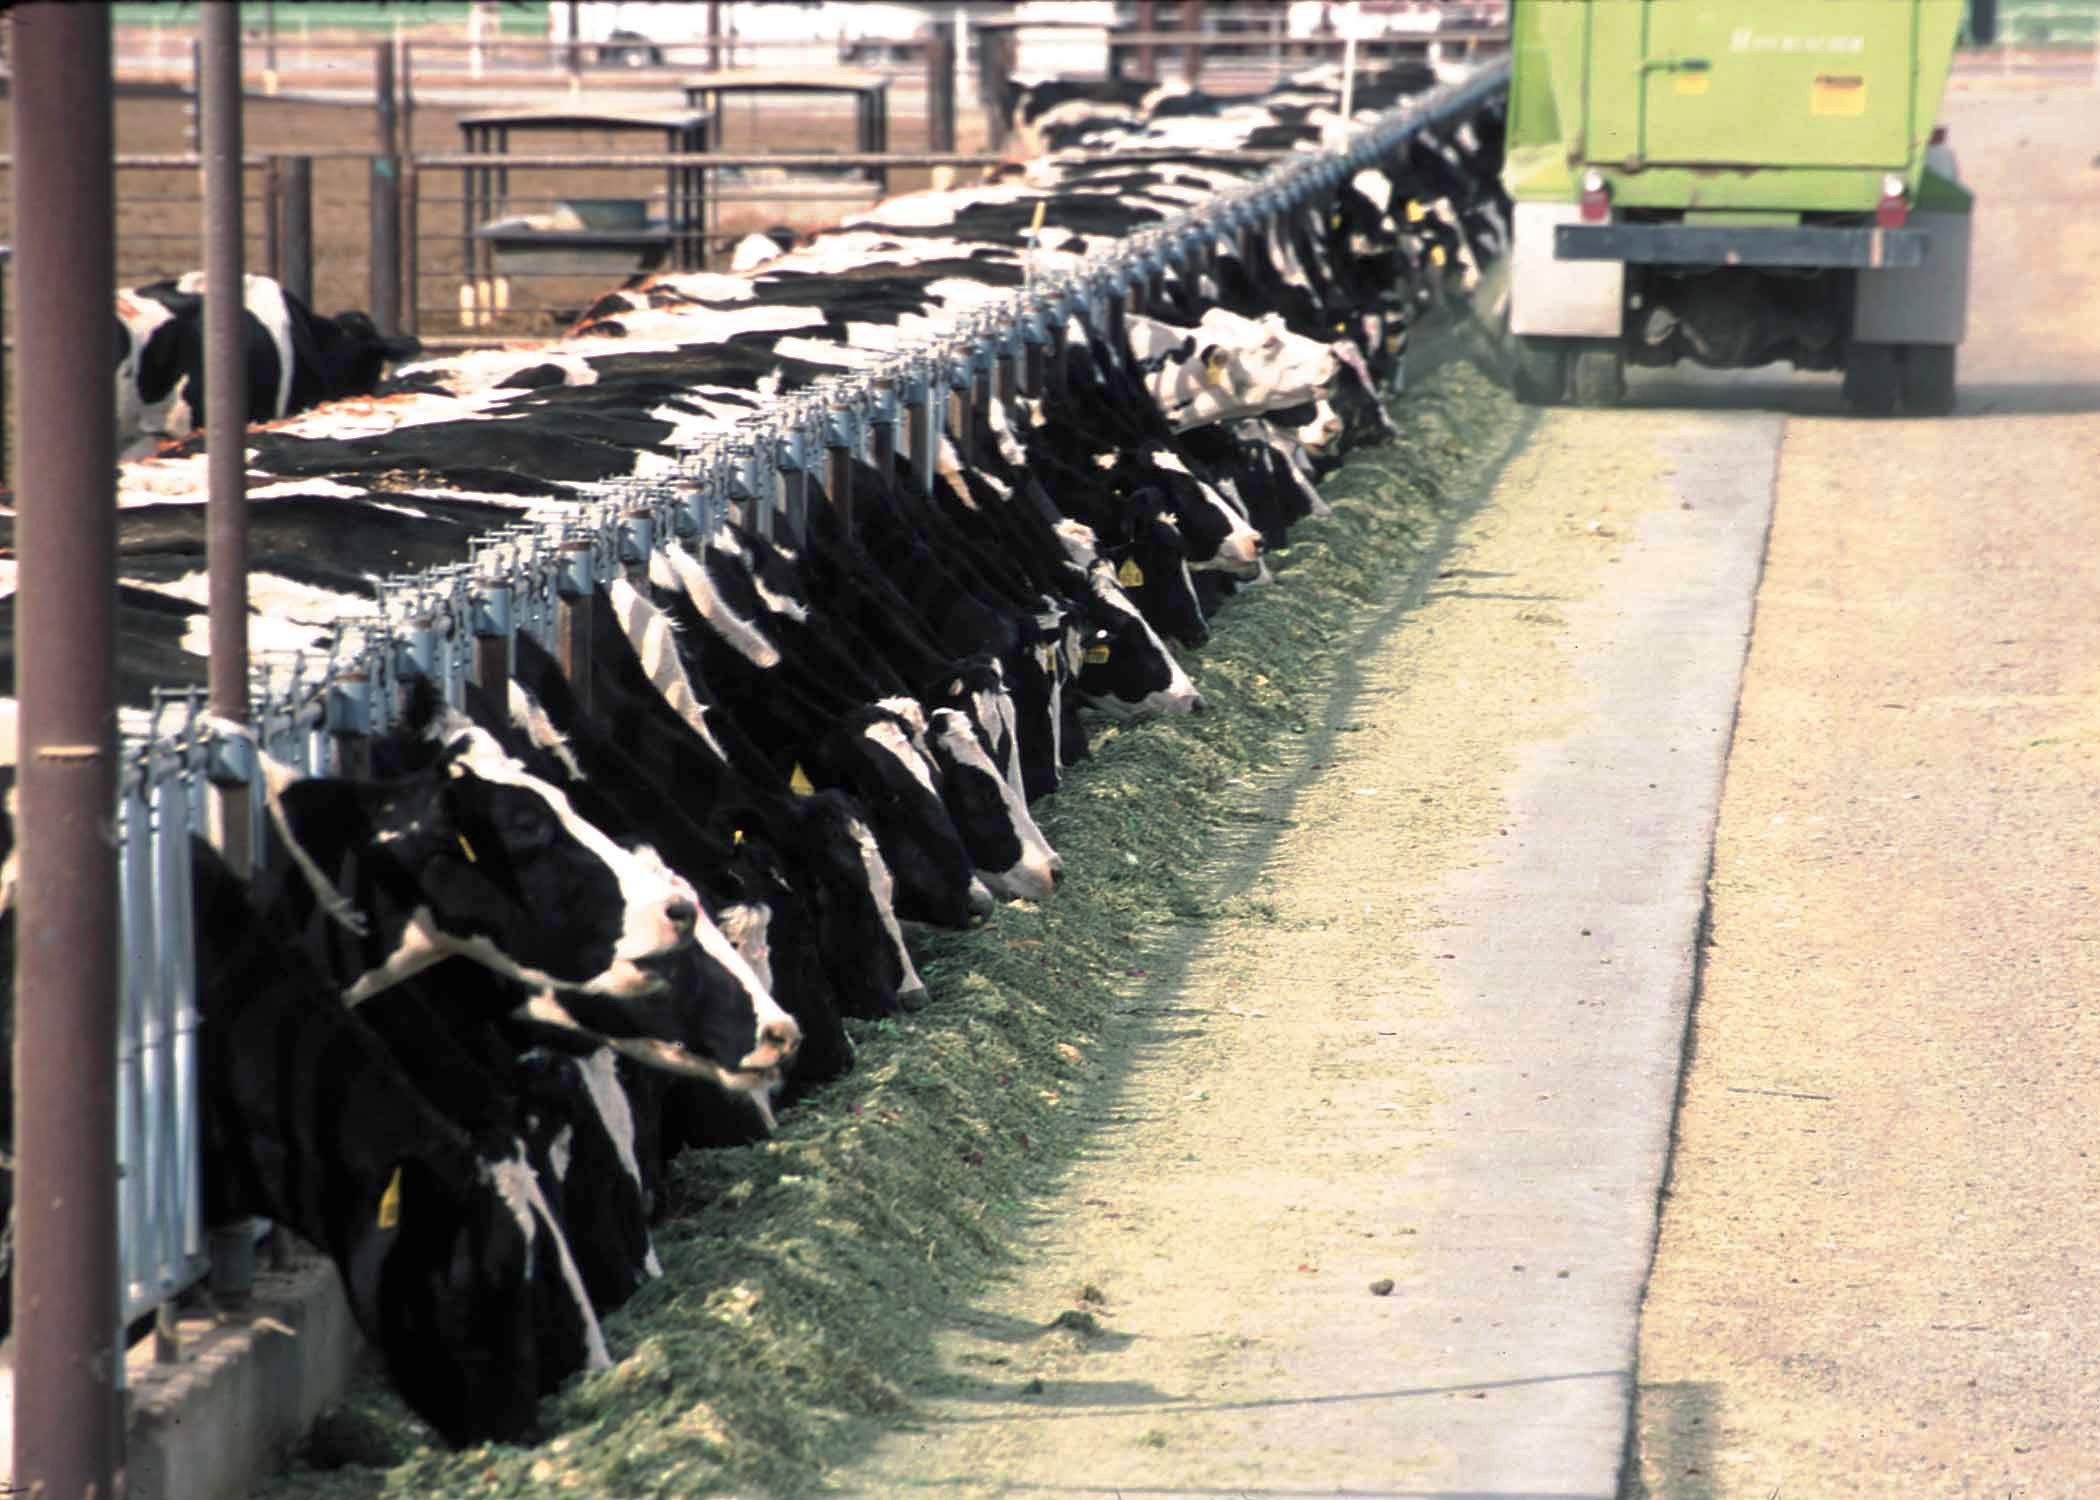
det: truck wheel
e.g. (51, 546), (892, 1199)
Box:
(1843, 342), (1901, 416)
(1509, 335), (1569, 405)
(1900, 344), (1957, 416)
(1569, 346), (1626, 407)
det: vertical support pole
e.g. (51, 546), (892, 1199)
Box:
(566, 0), (584, 89)
(10, 8), (120, 1498)
(1135, 0), (1158, 80)
(0, 249), (10, 488)
(555, 540), (594, 715)
(947, 359), (974, 469)
(371, 42), (403, 336)
(204, 2), (249, 730)
(927, 27), (956, 152)
(399, 40), (416, 159)
(620, 511), (655, 586)
(327, 671), (374, 780)
(779, 458), (808, 547)
(869, 383), (898, 483)
(827, 440), (855, 538)
(401, 160), (420, 336)
(708, 0), (723, 72)
(1180, 0), (1204, 86)
(981, 23), (1012, 153)
(905, 369), (936, 500)
(278, 154), (313, 308)
(471, 579), (514, 694)
(262, 155), (281, 288)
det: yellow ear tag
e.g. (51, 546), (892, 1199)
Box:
(457, 833), (477, 863)
(1116, 557), (1146, 588)
(1430, 245), (1447, 267)
(377, 1166), (402, 1230)
(1204, 348), (1229, 378)
(1406, 199), (1429, 223)
(789, 762), (816, 797)
(733, 827), (746, 846)
(1084, 645), (1112, 666)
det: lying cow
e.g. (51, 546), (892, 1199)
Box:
(115, 271), (419, 458)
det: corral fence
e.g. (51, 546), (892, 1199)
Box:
(88, 55), (1510, 1360)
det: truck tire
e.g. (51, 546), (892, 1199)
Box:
(1900, 344), (1958, 416)
(1843, 342), (1901, 417)
(1509, 335), (1569, 405)
(1569, 346), (1626, 407)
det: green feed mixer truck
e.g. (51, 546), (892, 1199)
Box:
(1502, 0), (1994, 414)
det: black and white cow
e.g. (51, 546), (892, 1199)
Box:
(115, 272), (419, 458)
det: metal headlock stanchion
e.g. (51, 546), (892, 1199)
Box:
(65, 70), (1517, 1430)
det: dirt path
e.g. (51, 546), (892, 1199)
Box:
(1627, 84), (2100, 1499)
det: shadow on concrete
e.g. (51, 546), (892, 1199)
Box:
(1617, 1379), (1721, 1500)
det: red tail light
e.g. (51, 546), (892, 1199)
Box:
(1877, 172), (1909, 228)
(1580, 169), (1611, 223)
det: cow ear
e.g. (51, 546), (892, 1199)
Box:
(948, 678), (964, 698)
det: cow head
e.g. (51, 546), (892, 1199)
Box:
(266, 704), (698, 1008)
(926, 706), (1062, 902)
(1129, 309), (1341, 430)
(315, 309), (422, 397)
(1076, 561), (1205, 718)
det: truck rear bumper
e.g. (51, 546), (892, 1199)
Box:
(1556, 223), (1929, 270)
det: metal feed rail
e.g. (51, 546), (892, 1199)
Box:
(102, 58), (1508, 1355)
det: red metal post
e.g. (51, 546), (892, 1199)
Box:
(1181, 0), (1204, 85)
(204, 2), (249, 725)
(9, 6), (122, 1496)
(1135, 0), (1158, 80)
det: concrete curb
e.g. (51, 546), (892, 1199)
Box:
(121, 1252), (359, 1500)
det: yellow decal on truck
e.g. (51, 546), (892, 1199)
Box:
(1811, 74), (1866, 116)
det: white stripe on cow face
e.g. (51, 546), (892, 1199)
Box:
(929, 709), (1060, 901)
(862, 714), (942, 804)
(504, 680), (588, 783)
(608, 567), (736, 768)
(483, 1145), (612, 1371)
(1145, 449), (1262, 575)
(651, 542), (777, 669)
(844, 814), (925, 1004)
(570, 1047), (662, 1277)
(693, 529), (810, 625)
(1053, 518), (1101, 570)
(715, 901), (775, 995)
(517, 990), (781, 1131)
